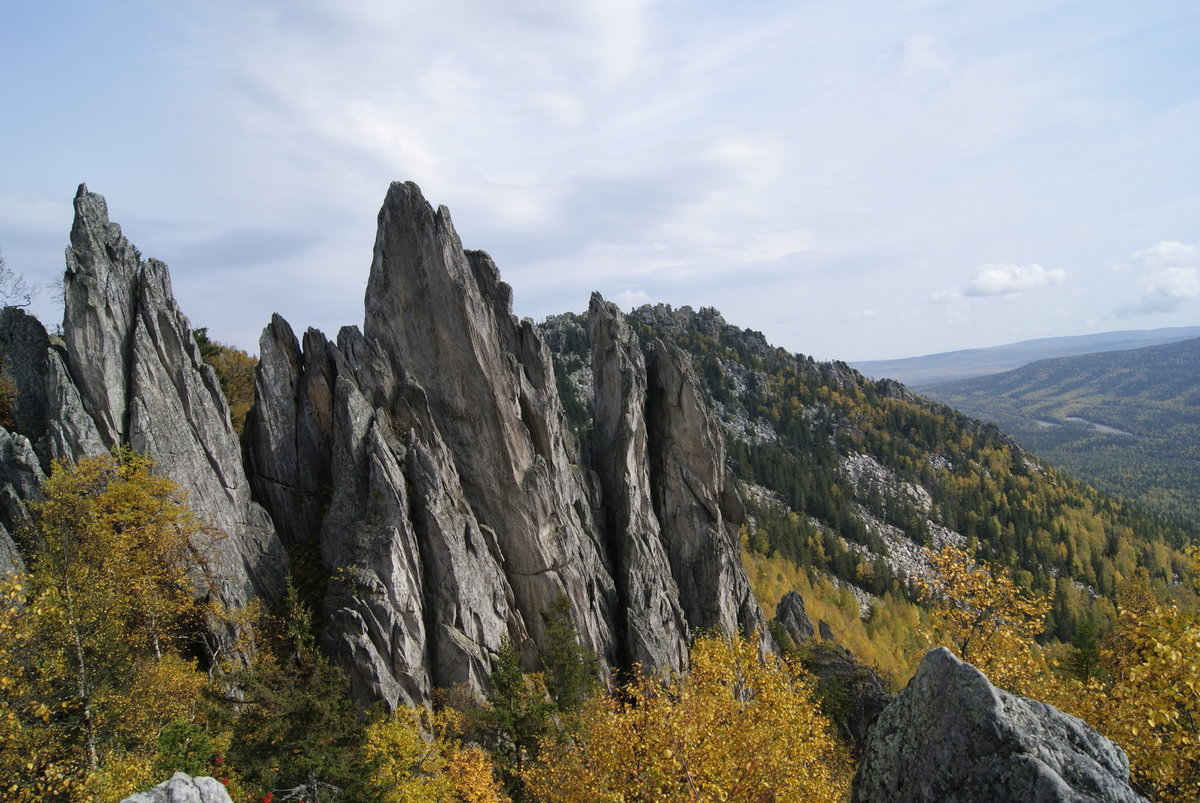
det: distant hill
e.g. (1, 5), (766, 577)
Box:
(852, 326), (1200, 387)
(921, 337), (1200, 524)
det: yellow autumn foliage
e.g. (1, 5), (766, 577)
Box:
(0, 451), (219, 799)
(917, 544), (1052, 696)
(362, 707), (505, 802)
(523, 632), (853, 802)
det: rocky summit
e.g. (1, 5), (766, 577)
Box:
(242, 180), (769, 704)
(0, 179), (766, 708)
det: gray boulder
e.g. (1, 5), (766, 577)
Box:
(853, 647), (1145, 802)
(120, 772), (233, 803)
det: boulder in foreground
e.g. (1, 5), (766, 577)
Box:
(853, 647), (1145, 802)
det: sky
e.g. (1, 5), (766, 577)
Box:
(2, 1), (1198, 362)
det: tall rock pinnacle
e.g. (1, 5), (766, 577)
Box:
(588, 292), (689, 671)
(59, 184), (288, 611)
(363, 181), (618, 661)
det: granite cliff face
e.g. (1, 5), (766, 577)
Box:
(242, 180), (769, 704)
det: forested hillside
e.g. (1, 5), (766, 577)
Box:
(922, 337), (1200, 525)
(544, 305), (1197, 657)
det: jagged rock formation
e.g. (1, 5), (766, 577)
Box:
(0, 306), (106, 468)
(588, 293), (688, 671)
(62, 187), (288, 609)
(646, 336), (764, 641)
(773, 591), (891, 750)
(0, 429), (41, 575)
(0, 187), (289, 621)
(2, 179), (768, 709)
(853, 647), (1145, 802)
(120, 772), (233, 803)
(247, 318), (523, 707)
(775, 590), (815, 644)
(243, 181), (770, 705)
(363, 183), (619, 664)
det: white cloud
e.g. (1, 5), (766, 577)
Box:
(964, 263), (1067, 297)
(613, 289), (651, 309)
(1117, 240), (1200, 315)
(1131, 239), (1200, 268)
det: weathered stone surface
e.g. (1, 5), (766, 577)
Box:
(61, 186), (141, 448)
(645, 337), (765, 641)
(0, 427), (42, 575)
(38, 347), (107, 466)
(802, 641), (892, 750)
(773, 591), (890, 748)
(243, 315), (336, 548)
(245, 316), (522, 705)
(588, 293), (688, 671)
(320, 374), (430, 707)
(0, 307), (53, 440)
(120, 771), (233, 803)
(0, 306), (105, 468)
(60, 185), (288, 612)
(362, 181), (617, 662)
(853, 647), (1145, 802)
(388, 365), (519, 694)
(775, 590), (815, 645)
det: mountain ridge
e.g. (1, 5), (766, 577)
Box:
(851, 326), (1200, 386)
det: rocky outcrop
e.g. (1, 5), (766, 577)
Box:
(0, 306), (105, 468)
(0, 187), (289, 623)
(772, 591), (891, 749)
(645, 337), (764, 641)
(588, 293), (689, 671)
(775, 590), (815, 644)
(244, 316), (336, 549)
(803, 641), (892, 750)
(1, 179), (773, 709)
(120, 772), (233, 803)
(0, 428), (42, 575)
(58, 186), (289, 611)
(853, 647), (1145, 802)
(242, 183), (773, 704)
(247, 318), (522, 707)
(362, 181), (618, 663)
